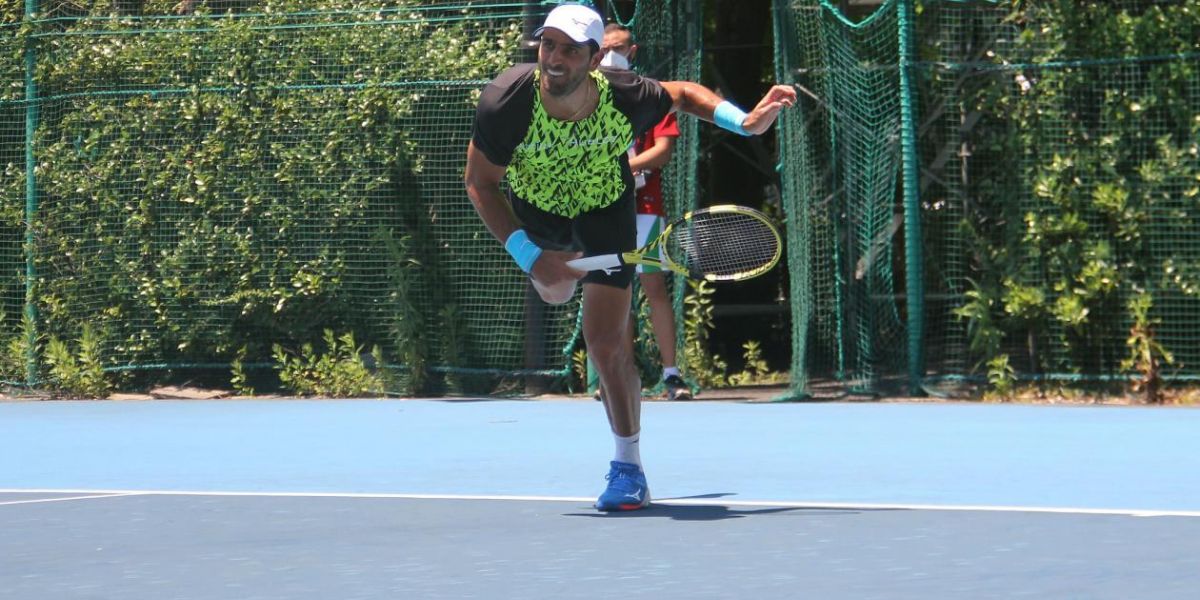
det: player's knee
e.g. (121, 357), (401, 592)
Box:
(583, 324), (625, 360)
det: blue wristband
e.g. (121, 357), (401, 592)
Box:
(714, 100), (750, 136)
(504, 229), (543, 273)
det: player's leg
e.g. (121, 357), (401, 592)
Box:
(583, 281), (649, 510)
(588, 356), (602, 400)
(577, 196), (649, 511)
(583, 282), (640, 436)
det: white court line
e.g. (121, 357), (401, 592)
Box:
(2, 488), (1198, 517)
(0, 492), (145, 506)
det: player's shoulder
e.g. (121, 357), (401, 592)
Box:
(488, 63), (537, 89)
(479, 64), (537, 113)
(600, 68), (671, 131)
(599, 67), (662, 91)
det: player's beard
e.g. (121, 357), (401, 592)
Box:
(540, 61), (589, 98)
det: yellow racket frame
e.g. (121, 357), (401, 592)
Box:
(567, 204), (783, 282)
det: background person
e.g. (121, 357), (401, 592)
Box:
(595, 23), (692, 402)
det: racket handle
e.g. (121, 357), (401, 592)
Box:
(566, 254), (623, 272)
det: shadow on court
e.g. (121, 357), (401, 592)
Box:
(563, 493), (902, 521)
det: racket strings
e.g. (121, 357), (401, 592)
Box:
(666, 211), (780, 278)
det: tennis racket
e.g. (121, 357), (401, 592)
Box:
(567, 204), (782, 281)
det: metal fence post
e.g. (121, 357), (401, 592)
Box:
(23, 0), (39, 387)
(898, 0), (925, 395)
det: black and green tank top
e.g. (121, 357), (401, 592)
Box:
(472, 64), (673, 218)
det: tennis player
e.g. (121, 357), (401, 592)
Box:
(465, 3), (795, 511)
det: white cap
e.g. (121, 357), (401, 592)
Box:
(534, 4), (604, 49)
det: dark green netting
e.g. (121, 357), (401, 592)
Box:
(775, 0), (908, 396)
(918, 0), (1200, 388)
(775, 0), (1200, 397)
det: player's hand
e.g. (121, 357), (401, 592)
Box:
(529, 250), (585, 305)
(742, 85), (798, 135)
(531, 249), (586, 286)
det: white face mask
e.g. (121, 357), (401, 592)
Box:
(600, 50), (630, 70)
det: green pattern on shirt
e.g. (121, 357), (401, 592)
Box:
(507, 70), (634, 218)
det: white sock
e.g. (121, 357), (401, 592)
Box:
(614, 432), (642, 467)
(662, 366), (680, 380)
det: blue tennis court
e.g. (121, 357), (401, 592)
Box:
(3, 398), (1199, 599)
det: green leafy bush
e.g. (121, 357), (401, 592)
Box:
(681, 279), (727, 388)
(2, 1), (521, 392)
(272, 329), (381, 397)
(44, 323), (112, 398)
(1121, 292), (1174, 404)
(949, 1), (1200, 385)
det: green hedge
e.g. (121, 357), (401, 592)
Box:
(932, 1), (1200, 382)
(1, 1), (524, 389)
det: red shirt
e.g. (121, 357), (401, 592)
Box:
(634, 113), (681, 216)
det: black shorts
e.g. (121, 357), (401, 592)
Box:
(511, 193), (637, 288)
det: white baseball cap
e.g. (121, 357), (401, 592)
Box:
(534, 4), (604, 49)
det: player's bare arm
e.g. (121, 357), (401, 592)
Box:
(464, 141), (518, 243)
(464, 141), (583, 287)
(660, 82), (797, 136)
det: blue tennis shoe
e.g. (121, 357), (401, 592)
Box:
(595, 460), (651, 511)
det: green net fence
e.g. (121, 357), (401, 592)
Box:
(0, 0), (700, 395)
(776, 0), (1200, 397)
(2, 5), (28, 381)
(10, 0), (1199, 398)
(919, 0), (1200, 389)
(775, 0), (910, 395)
